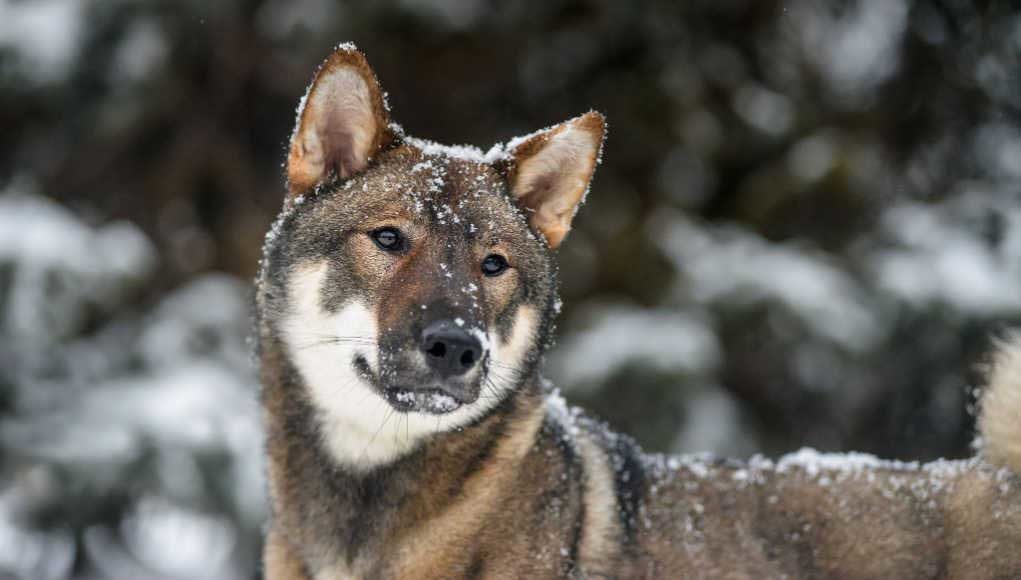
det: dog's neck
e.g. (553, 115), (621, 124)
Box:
(260, 337), (548, 570)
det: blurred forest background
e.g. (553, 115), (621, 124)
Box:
(2, 0), (1021, 578)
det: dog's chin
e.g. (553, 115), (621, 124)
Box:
(382, 385), (476, 415)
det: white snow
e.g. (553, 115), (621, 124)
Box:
(0, 185), (157, 344)
(138, 274), (253, 372)
(423, 391), (460, 413)
(649, 209), (884, 353)
(2, 361), (261, 471)
(868, 195), (1021, 314)
(732, 83), (795, 137)
(117, 496), (236, 579)
(548, 303), (720, 392)
(0, 494), (74, 580)
(0, 0), (83, 84)
(404, 136), (508, 164)
(776, 448), (916, 476)
(790, 0), (909, 105)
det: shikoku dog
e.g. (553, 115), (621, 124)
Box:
(256, 44), (1021, 579)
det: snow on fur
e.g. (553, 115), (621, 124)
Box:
(979, 333), (1021, 472)
(403, 135), (508, 165)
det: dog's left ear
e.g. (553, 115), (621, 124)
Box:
(287, 44), (393, 196)
(504, 111), (605, 249)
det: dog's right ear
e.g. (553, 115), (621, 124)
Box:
(287, 44), (393, 196)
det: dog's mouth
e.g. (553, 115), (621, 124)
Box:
(383, 387), (465, 415)
(355, 354), (479, 415)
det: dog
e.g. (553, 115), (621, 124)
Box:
(255, 43), (1021, 579)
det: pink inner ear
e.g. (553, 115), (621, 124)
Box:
(287, 48), (391, 195)
(322, 125), (363, 179)
(508, 112), (605, 248)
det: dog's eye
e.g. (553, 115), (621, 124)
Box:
(370, 227), (405, 252)
(481, 254), (509, 277)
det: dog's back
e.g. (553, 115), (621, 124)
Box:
(257, 44), (1021, 579)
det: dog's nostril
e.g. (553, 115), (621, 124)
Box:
(427, 342), (447, 358)
(421, 320), (483, 377)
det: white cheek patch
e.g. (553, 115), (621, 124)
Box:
(281, 262), (540, 470)
(281, 262), (401, 467)
(485, 306), (538, 400)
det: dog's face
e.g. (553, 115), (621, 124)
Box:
(261, 45), (603, 469)
(277, 150), (551, 448)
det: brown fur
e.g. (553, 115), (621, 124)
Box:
(264, 353), (1021, 579)
(636, 460), (1021, 579)
(258, 45), (1021, 579)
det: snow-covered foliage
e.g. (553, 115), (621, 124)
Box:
(3, 1), (1021, 578)
(0, 0), (83, 84)
(0, 185), (156, 345)
(0, 187), (263, 579)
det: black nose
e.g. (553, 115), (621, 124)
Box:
(421, 320), (483, 377)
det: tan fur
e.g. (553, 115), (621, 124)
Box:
(387, 402), (545, 578)
(260, 44), (1021, 579)
(264, 528), (311, 580)
(979, 334), (1021, 472)
(575, 433), (623, 573)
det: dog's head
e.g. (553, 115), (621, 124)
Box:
(259, 44), (604, 468)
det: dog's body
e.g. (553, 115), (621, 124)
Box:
(256, 44), (1021, 579)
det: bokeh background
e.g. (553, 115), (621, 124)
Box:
(2, 0), (1021, 578)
